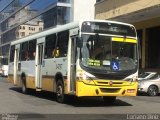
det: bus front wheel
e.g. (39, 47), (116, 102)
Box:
(103, 96), (116, 104)
(56, 80), (66, 103)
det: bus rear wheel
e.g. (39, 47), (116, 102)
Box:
(56, 80), (66, 103)
(103, 96), (116, 104)
(21, 77), (27, 94)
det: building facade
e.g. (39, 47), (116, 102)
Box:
(0, 0), (96, 65)
(95, 0), (160, 70)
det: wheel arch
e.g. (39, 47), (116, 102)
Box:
(55, 72), (64, 84)
(20, 72), (27, 84)
(21, 72), (26, 79)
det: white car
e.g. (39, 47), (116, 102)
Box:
(138, 72), (157, 81)
(1, 65), (8, 77)
(138, 73), (160, 96)
(0, 67), (2, 76)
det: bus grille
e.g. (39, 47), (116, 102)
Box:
(100, 88), (120, 93)
(95, 81), (124, 86)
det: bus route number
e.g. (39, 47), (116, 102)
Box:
(56, 64), (62, 70)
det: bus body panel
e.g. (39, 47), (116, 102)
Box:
(41, 57), (68, 92)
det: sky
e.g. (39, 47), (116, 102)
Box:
(30, 0), (57, 11)
(0, 0), (13, 12)
(0, 0), (57, 12)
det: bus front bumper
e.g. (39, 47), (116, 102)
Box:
(76, 81), (138, 97)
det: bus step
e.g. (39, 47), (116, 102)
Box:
(68, 91), (76, 95)
(36, 88), (42, 91)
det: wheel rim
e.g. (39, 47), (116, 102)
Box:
(22, 83), (25, 92)
(57, 85), (62, 98)
(148, 86), (158, 96)
(22, 78), (26, 93)
(57, 83), (64, 102)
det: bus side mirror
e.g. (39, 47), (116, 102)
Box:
(77, 38), (82, 48)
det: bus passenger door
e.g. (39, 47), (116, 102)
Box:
(68, 28), (79, 93)
(70, 37), (77, 92)
(13, 44), (20, 85)
(35, 38), (45, 90)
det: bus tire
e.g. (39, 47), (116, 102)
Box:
(103, 96), (116, 104)
(21, 76), (27, 94)
(56, 80), (66, 103)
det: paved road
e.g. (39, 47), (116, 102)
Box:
(0, 77), (160, 120)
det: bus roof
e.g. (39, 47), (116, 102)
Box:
(86, 19), (134, 27)
(11, 21), (79, 45)
(11, 19), (135, 45)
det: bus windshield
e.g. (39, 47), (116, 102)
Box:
(80, 34), (138, 72)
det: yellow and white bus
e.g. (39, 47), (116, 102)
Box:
(8, 20), (138, 103)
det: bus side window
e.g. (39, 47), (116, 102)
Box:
(20, 42), (28, 61)
(57, 30), (69, 57)
(28, 39), (36, 60)
(25, 52), (29, 61)
(45, 34), (56, 59)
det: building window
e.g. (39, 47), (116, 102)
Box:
(57, 7), (70, 25)
(42, 7), (57, 29)
(39, 27), (42, 31)
(58, 0), (70, 3)
(96, 0), (104, 3)
(21, 32), (25, 37)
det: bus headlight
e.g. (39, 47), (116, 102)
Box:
(125, 78), (133, 82)
(77, 71), (89, 80)
(124, 78), (137, 85)
(77, 71), (95, 85)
